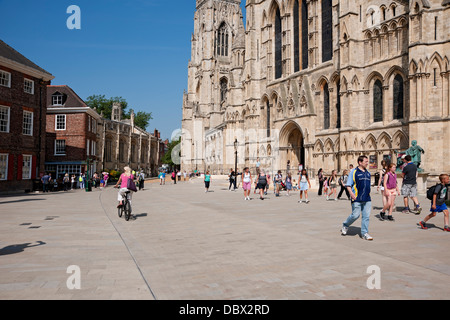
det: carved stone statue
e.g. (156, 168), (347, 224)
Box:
(405, 140), (425, 168)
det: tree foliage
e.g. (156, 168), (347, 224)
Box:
(85, 95), (152, 130)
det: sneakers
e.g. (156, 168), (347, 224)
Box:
(444, 226), (450, 232)
(298, 200), (303, 203)
(362, 233), (374, 241)
(402, 207), (410, 214)
(413, 206), (422, 215)
(305, 199), (310, 204)
(418, 221), (428, 229)
(387, 215), (395, 221)
(379, 211), (386, 221)
(341, 226), (348, 235)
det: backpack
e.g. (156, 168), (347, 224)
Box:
(426, 184), (441, 201)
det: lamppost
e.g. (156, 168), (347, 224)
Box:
(234, 138), (238, 187)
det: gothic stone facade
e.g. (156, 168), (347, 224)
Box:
(181, 0), (450, 176)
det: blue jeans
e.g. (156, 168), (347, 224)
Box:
(343, 201), (371, 236)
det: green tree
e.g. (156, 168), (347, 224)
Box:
(162, 138), (181, 167)
(85, 95), (152, 130)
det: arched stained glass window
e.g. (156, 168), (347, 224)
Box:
(323, 83), (330, 129)
(293, 0), (300, 73)
(322, 0), (333, 62)
(393, 74), (404, 119)
(373, 80), (383, 122)
(275, 7), (282, 79)
(301, 0), (309, 69)
(217, 23), (229, 56)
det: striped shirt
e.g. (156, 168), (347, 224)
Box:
(346, 167), (371, 202)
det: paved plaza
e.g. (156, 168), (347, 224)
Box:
(1, 176), (450, 300)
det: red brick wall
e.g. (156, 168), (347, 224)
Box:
(0, 64), (49, 192)
(46, 112), (98, 163)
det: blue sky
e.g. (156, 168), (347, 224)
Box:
(0, 0), (246, 141)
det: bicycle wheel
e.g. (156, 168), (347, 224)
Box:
(124, 201), (131, 221)
(118, 205), (123, 218)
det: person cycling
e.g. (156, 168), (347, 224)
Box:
(114, 166), (135, 209)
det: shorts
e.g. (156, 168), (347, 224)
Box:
(430, 203), (448, 213)
(257, 183), (267, 190)
(401, 183), (417, 197)
(243, 181), (252, 190)
(205, 181), (210, 188)
(300, 181), (309, 191)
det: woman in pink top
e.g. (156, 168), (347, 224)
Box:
(380, 163), (400, 221)
(114, 166), (134, 208)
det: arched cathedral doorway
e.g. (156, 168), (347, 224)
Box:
(279, 121), (305, 172)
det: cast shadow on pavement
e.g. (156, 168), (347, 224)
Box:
(0, 241), (46, 256)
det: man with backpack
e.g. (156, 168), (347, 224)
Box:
(419, 174), (450, 231)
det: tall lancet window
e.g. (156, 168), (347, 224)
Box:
(275, 7), (282, 79)
(293, 0), (300, 73)
(217, 22), (229, 56)
(322, 0), (333, 62)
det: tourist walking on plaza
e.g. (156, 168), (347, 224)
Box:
(341, 155), (373, 241)
(275, 170), (283, 197)
(401, 155), (422, 214)
(327, 170), (338, 201)
(298, 169), (311, 203)
(317, 168), (324, 196)
(257, 169), (268, 200)
(419, 174), (450, 231)
(204, 171), (211, 193)
(285, 172), (293, 196)
(337, 169), (351, 200)
(242, 167), (252, 200)
(379, 163), (400, 221)
(228, 168), (236, 191)
(377, 160), (388, 210)
(41, 173), (51, 193)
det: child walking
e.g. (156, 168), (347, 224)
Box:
(327, 170), (338, 201)
(419, 174), (450, 231)
(379, 163), (400, 221)
(204, 171), (211, 193)
(242, 167), (252, 200)
(298, 169), (311, 203)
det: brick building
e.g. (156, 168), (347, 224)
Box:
(46, 85), (101, 179)
(0, 40), (54, 193)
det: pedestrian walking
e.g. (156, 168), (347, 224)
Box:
(63, 173), (70, 191)
(285, 172), (293, 196)
(317, 168), (324, 196)
(419, 174), (450, 231)
(341, 155), (374, 241)
(327, 170), (338, 201)
(41, 173), (51, 193)
(172, 170), (177, 184)
(298, 169), (311, 203)
(242, 167), (252, 200)
(71, 175), (75, 190)
(138, 170), (145, 190)
(228, 168), (236, 191)
(379, 163), (400, 221)
(377, 160), (388, 210)
(401, 155), (422, 214)
(204, 171), (211, 192)
(337, 169), (351, 200)
(257, 169), (268, 200)
(275, 170), (283, 197)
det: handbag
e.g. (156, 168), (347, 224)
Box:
(127, 176), (137, 192)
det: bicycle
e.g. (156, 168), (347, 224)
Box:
(116, 188), (132, 221)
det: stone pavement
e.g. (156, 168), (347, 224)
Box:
(0, 177), (450, 300)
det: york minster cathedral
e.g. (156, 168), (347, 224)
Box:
(181, 0), (450, 177)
